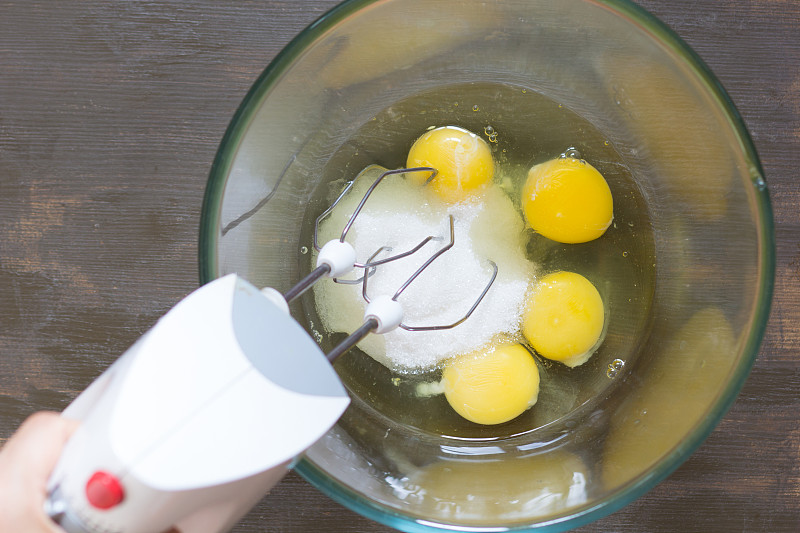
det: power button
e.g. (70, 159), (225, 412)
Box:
(85, 471), (125, 510)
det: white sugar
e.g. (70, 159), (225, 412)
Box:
(314, 165), (535, 372)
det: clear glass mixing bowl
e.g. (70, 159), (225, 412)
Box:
(199, 0), (774, 531)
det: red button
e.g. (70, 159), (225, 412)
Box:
(85, 471), (125, 510)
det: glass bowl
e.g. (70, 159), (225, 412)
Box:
(199, 0), (774, 531)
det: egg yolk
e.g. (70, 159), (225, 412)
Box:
(442, 344), (540, 425)
(521, 157), (613, 243)
(406, 126), (494, 203)
(522, 271), (604, 368)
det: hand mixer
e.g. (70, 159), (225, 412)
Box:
(44, 167), (498, 533)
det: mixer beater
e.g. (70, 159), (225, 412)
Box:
(278, 165), (498, 362)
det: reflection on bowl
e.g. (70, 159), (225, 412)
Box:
(602, 307), (736, 489)
(401, 450), (589, 524)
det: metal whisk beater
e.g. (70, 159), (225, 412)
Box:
(276, 166), (499, 362)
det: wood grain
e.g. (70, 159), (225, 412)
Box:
(1, 1), (798, 531)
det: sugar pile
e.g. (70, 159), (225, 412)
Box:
(314, 165), (534, 372)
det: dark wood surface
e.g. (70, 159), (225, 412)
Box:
(1, 1), (798, 531)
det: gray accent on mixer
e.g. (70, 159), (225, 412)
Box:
(230, 277), (346, 399)
(45, 486), (96, 533)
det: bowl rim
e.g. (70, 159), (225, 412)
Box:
(198, 0), (775, 531)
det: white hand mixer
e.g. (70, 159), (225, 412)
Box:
(44, 167), (497, 533)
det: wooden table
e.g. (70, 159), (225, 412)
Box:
(1, 1), (797, 531)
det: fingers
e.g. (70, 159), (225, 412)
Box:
(0, 412), (79, 533)
(7, 412), (78, 476)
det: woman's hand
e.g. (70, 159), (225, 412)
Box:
(0, 412), (78, 532)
